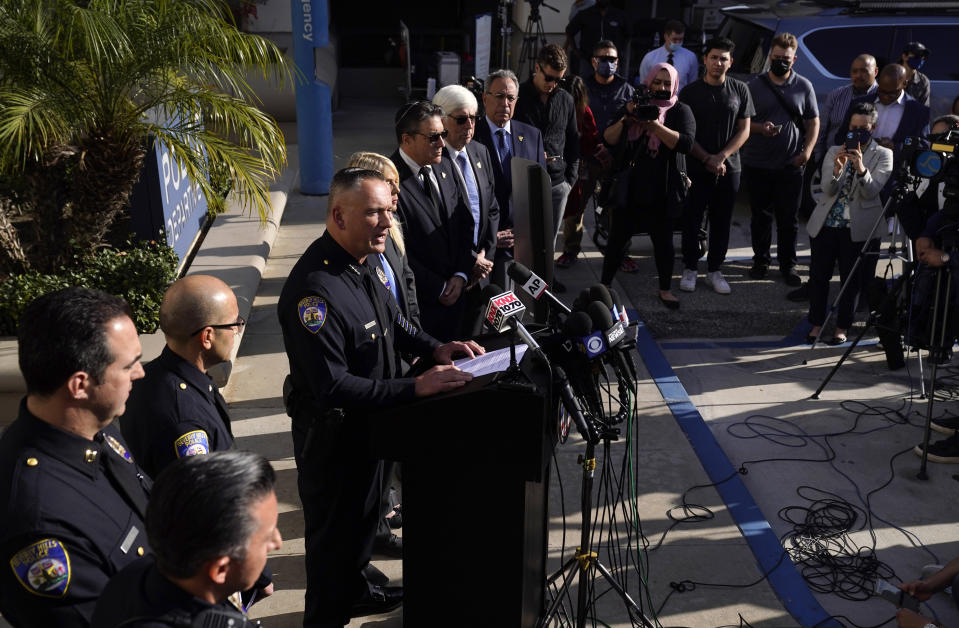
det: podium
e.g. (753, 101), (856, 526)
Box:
(365, 348), (555, 626)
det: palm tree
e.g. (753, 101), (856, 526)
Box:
(0, 0), (291, 273)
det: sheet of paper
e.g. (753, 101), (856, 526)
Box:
(453, 345), (528, 378)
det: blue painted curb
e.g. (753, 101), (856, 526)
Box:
(628, 309), (839, 627)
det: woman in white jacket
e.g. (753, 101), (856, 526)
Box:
(805, 102), (893, 344)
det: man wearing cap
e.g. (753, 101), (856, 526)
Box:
(900, 41), (931, 107)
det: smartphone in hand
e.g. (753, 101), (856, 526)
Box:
(874, 578), (920, 612)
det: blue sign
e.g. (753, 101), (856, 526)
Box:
(915, 150), (943, 178)
(291, 0), (333, 195)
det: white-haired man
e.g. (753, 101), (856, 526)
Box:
(432, 85), (500, 337)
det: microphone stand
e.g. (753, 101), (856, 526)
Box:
(493, 320), (538, 392)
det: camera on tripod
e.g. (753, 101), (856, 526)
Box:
(626, 84), (666, 122)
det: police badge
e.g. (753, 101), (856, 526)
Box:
(297, 296), (327, 334)
(10, 539), (71, 598)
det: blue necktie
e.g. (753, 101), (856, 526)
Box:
(496, 128), (512, 185)
(378, 253), (399, 303)
(456, 152), (481, 246)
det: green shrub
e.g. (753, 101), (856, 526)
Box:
(0, 240), (179, 336)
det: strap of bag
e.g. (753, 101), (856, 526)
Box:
(759, 74), (806, 138)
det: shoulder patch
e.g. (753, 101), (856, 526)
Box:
(298, 296), (327, 334)
(10, 539), (70, 598)
(104, 434), (133, 464)
(174, 430), (210, 458)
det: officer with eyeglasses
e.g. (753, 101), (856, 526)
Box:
(120, 275), (248, 478)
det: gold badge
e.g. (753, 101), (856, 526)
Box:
(518, 135), (524, 142)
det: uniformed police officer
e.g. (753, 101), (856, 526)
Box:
(278, 167), (483, 626)
(91, 450), (282, 628)
(0, 287), (151, 626)
(121, 274), (243, 478)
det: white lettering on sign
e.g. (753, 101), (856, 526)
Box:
(302, 0), (313, 42)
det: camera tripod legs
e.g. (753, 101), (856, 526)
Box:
(918, 265), (953, 480)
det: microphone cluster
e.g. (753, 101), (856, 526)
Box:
(477, 264), (639, 443)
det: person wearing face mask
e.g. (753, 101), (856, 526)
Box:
(900, 41), (931, 108)
(803, 102), (892, 346)
(556, 39), (634, 271)
(742, 32), (820, 288)
(638, 20), (699, 92)
(599, 62), (695, 309)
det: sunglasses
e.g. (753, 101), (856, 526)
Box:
(449, 114), (479, 125)
(594, 55), (617, 62)
(540, 70), (564, 83)
(413, 129), (449, 144)
(190, 315), (246, 337)
(487, 91), (517, 103)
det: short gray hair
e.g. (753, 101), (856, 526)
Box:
(433, 85), (478, 116)
(486, 68), (519, 93)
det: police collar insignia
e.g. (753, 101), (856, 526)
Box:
(105, 434), (133, 463)
(175, 430), (210, 458)
(298, 296), (327, 334)
(376, 266), (391, 290)
(10, 539), (71, 598)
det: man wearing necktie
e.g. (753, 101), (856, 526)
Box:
(433, 84), (501, 337)
(639, 20), (699, 92)
(0, 287), (153, 627)
(278, 168), (483, 625)
(390, 101), (476, 342)
(474, 68), (547, 288)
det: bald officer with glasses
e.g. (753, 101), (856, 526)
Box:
(120, 275), (244, 479)
(391, 100), (475, 342)
(474, 68), (546, 287)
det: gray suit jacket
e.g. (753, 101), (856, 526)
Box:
(807, 141), (893, 243)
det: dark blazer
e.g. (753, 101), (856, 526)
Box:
(390, 149), (473, 341)
(473, 117), (546, 232)
(444, 142), (500, 260)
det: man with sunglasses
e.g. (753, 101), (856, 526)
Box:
(514, 44), (580, 267)
(433, 84), (500, 337)
(121, 275), (245, 478)
(391, 100), (475, 342)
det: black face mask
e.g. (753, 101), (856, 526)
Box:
(770, 59), (791, 77)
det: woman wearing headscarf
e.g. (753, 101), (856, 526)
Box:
(600, 62), (695, 309)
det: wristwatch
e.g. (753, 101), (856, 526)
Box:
(942, 252), (951, 264)
(923, 623), (937, 628)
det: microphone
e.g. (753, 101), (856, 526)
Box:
(608, 288), (629, 324)
(507, 262), (572, 314)
(553, 365), (599, 444)
(482, 284), (546, 360)
(587, 300), (636, 384)
(564, 310), (606, 359)
(482, 284), (527, 332)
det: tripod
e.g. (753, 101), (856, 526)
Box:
(539, 427), (656, 628)
(518, 0), (558, 79)
(807, 182), (926, 397)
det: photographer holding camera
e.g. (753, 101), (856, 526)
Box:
(599, 62), (695, 309)
(804, 101), (893, 345)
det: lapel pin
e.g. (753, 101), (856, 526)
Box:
(441, 171), (447, 178)
(518, 135), (524, 142)
(476, 161), (482, 168)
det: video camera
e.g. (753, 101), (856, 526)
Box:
(901, 127), (959, 221)
(627, 84), (667, 122)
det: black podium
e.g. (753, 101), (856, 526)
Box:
(365, 348), (555, 626)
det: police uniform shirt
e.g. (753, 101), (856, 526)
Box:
(120, 346), (233, 479)
(91, 556), (242, 628)
(278, 231), (441, 411)
(0, 400), (151, 627)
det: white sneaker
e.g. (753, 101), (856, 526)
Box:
(680, 268), (697, 292)
(706, 270), (731, 294)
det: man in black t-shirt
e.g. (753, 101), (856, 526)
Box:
(678, 37), (755, 295)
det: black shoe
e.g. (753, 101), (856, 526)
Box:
(748, 264), (768, 279)
(781, 268), (803, 287)
(362, 563), (389, 586)
(914, 435), (959, 463)
(931, 415), (959, 436)
(553, 279), (567, 293)
(787, 282), (810, 302)
(350, 584), (403, 618)
(372, 533), (403, 558)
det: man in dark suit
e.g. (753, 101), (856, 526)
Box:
(432, 84), (500, 337)
(474, 68), (547, 288)
(391, 101), (474, 342)
(840, 63), (930, 198)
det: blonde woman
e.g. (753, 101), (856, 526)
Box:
(347, 151), (421, 328)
